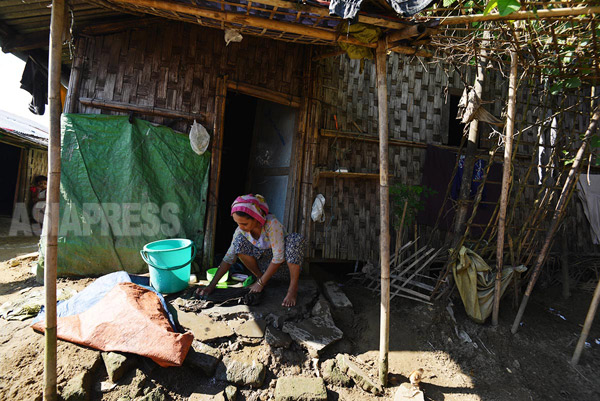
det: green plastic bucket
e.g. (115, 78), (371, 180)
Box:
(140, 239), (196, 294)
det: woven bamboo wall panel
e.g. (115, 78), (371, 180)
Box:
(73, 21), (304, 131)
(310, 52), (597, 262)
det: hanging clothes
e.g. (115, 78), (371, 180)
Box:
(329, 0), (436, 19)
(577, 174), (600, 244)
(20, 57), (47, 115)
(451, 155), (487, 202)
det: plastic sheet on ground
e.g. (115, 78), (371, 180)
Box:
(451, 246), (527, 324)
(32, 276), (193, 367)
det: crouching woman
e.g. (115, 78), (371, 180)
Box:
(198, 194), (305, 307)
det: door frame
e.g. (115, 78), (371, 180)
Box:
(203, 77), (305, 267)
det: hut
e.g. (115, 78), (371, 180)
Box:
(0, 110), (48, 219)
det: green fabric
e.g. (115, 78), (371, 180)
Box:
(451, 246), (527, 324)
(48, 114), (210, 277)
(337, 22), (381, 60)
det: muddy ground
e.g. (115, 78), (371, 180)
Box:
(1, 240), (599, 401)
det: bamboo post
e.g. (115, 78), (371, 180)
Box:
(44, 1), (65, 400)
(571, 277), (600, 365)
(452, 29), (490, 238)
(492, 48), (517, 326)
(376, 38), (390, 388)
(511, 105), (600, 334)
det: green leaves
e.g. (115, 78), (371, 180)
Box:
(484, 0), (520, 16)
(549, 77), (581, 95)
(443, 0), (457, 6)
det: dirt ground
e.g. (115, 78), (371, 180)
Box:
(1, 241), (599, 400)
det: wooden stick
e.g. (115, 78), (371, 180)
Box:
(44, 2), (65, 400)
(511, 105), (600, 334)
(432, 6), (600, 26)
(109, 0), (378, 48)
(226, 81), (300, 107)
(452, 29), (490, 238)
(387, 24), (427, 43)
(78, 97), (206, 121)
(492, 47), (517, 326)
(571, 276), (600, 365)
(376, 38), (390, 388)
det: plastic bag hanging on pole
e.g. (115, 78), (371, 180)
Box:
(189, 120), (210, 155)
(311, 194), (326, 223)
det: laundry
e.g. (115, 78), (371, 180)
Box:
(576, 174), (600, 244)
(20, 57), (47, 115)
(329, 0), (436, 19)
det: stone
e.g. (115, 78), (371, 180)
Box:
(128, 369), (148, 398)
(282, 297), (343, 357)
(228, 318), (267, 338)
(321, 359), (352, 387)
(393, 383), (425, 401)
(322, 282), (354, 328)
(274, 376), (328, 401)
(177, 311), (235, 342)
(336, 354), (383, 395)
(61, 371), (92, 401)
(138, 387), (167, 401)
(187, 340), (223, 376)
(217, 357), (266, 387)
(265, 326), (292, 348)
(102, 352), (134, 383)
(224, 385), (238, 401)
(190, 393), (226, 401)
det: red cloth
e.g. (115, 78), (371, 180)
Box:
(33, 283), (193, 367)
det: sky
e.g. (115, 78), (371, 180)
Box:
(0, 51), (49, 130)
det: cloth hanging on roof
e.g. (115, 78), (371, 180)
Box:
(577, 174), (600, 244)
(451, 155), (487, 202)
(337, 22), (381, 62)
(329, 0), (436, 19)
(20, 57), (47, 115)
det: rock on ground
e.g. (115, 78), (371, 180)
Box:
(186, 340), (222, 376)
(336, 354), (383, 395)
(322, 281), (354, 328)
(61, 371), (93, 401)
(102, 352), (134, 383)
(282, 297), (343, 357)
(217, 357), (266, 388)
(274, 376), (328, 401)
(321, 359), (352, 387)
(228, 318), (266, 338)
(178, 311), (235, 341)
(265, 326), (292, 348)
(394, 382), (425, 401)
(225, 385), (238, 401)
(190, 393), (226, 401)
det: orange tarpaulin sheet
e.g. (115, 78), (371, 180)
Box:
(33, 282), (193, 367)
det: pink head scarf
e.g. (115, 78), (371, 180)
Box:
(231, 194), (270, 226)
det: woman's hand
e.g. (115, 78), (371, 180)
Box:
(195, 283), (216, 298)
(249, 282), (264, 293)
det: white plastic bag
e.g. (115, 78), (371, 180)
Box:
(224, 29), (243, 46)
(311, 194), (326, 223)
(189, 120), (210, 155)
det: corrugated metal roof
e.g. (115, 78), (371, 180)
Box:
(0, 109), (48, 148)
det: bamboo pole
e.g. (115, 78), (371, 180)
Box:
(511, 105), (600, 334)
(433, 5), (600, 26)
(453, 29), (490, 238)
(79, 97), (207, 121)
(376, 38), (390, 388)
(44, 1), (65, 400)
(571, 276), (600, 365)
(109, 0), (377, 48)
(492, 48), (517, 326)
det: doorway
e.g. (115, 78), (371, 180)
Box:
(0, 142), (22, 216)
(214, 91), (298, 262)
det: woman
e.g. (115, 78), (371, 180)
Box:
(198, 194), (305, 307)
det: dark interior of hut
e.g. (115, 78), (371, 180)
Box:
(0, 142), (21, 216)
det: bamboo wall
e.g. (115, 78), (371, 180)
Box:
(70, 22), (304, 131)
(306, 53), (598, 263)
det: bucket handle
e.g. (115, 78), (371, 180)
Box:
(140, 242), (197, 271)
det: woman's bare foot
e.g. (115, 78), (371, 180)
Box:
(282, 290), (297, 307)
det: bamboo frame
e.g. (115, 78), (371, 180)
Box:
(79, 97), (207, 121)
(107, 0), (378, 48)
(44, 2), (65, 400)
(376, 38), (390, 388)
